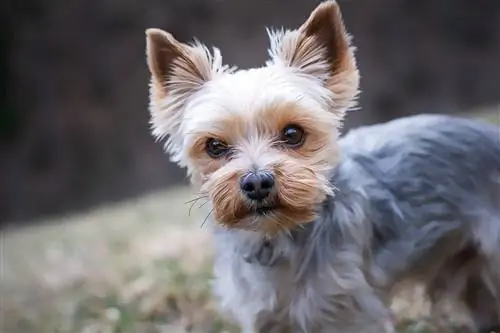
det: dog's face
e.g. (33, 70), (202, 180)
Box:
(145, 1), (359, 234)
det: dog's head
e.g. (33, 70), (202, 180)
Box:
(145, 1), (359, 234)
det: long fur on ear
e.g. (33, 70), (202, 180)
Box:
(267, 1), (359, 113)
(145, 29), (233, 164)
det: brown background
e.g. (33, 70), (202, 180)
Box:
(1, 0), (500, 226)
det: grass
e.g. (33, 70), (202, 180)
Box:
(1, 108), (498, 333)
(2, 187), (226, 333)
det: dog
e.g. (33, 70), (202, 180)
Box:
(144, 1), (500, 332)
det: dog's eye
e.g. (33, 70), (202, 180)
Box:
(206, 138), (230, 158)
(281, 124), (305, 147)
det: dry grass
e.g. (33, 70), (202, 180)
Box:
(0, 187), (450, 333)
(1, 109), (498, 333)
(2, 187), (226, 333)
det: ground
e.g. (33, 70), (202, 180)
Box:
(1, 109), (499, 333)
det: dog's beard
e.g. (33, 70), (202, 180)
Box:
(203, 160), (332, 234)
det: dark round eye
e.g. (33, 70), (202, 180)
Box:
(206, 138), (230, 158)
(281, 124), (305, 147)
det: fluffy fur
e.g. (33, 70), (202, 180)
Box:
(144, 1), (500, 332)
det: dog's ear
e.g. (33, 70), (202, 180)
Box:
(145, 29), (227, 164)
(146, 29), (216, 95)
(267, 1), (359, 112)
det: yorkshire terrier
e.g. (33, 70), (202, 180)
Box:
(144, 1), (500, 332)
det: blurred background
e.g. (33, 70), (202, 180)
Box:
(1, 0), (499, 332)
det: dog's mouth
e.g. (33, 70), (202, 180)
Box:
(251, 204), (280, 216)
(254, 206), (276, 215)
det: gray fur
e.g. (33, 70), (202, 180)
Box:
(210, 114), (500, 333)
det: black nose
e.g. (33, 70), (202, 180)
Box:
(240, 171), (275, 201)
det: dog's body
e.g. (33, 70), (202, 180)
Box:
(144, 1), (500, 332)
(212, 114), (500, 332)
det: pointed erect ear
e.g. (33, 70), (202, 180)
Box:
(268, 1), (359, 111)
(145, 29), (229, 164)
(146, 28), (214, 96)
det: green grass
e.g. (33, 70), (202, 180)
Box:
(2, 108), (498, 333)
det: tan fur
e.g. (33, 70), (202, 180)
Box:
(181, 101), (336, 234)
(268, 1), (359, 113)
(145, 2), (358, 235)
(144, 2), (500, 332)
(186, 102), (339, 175)
(145, 29), (234, 163)
(204, 156), (332, 234)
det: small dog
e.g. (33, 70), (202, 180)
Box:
(144, 1), (500, 332)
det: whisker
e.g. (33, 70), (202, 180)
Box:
(201, 208), (214, 228)
(198, 200), (209, 208)
(186, 193), (209, 216)
(185, 195), (208, 204)
(188, 200), (197, 216)
(189, 199), (209, 216)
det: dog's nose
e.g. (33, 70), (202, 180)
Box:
(240, 171), (275, 201)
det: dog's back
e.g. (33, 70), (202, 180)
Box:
(339, 114), (500, 330)
(341, 114), (500, 222)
